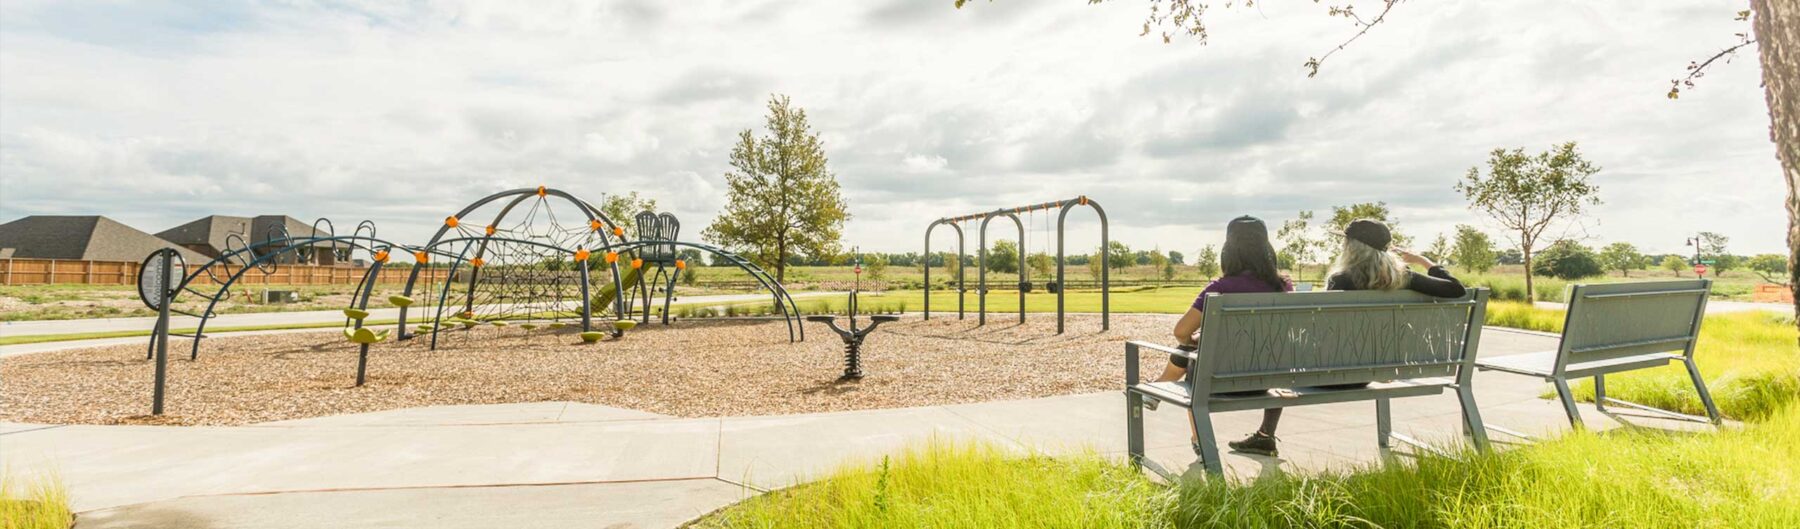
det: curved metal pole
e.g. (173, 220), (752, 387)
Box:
(976, 211), (1024, 326)
(610, 240), (805, 342)
(923, 220), (966, 321)
(1056, 197), (1108, 333)
(187, 235), (402, 359)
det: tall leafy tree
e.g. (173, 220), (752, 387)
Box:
(1194, 244), (1220, 279)
(1450, 225), (1498, 274)
(703, 94), (849, 282)
(1749, 254), (1790, 284)
(597, 192), (657, 234)
(987, 240), (1021, 274)
(1662, 254), (1690, 277)
(1456, 142), (1602, 301)
(1105, 241), (1135, 269)
(1278, 210), (1325, 279)
(1598, 242), (1646, 277)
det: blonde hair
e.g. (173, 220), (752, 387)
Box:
(1329, 238), (1410, 291)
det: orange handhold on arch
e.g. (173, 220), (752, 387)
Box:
(630, 258), (643, 270)
(413, 251), (430, 263)
(675, 260), (687, 270)
(445, 216), (459, 228)
(573, 249), (591, 262)
(485, 225), (496, 236)
(470, 257), (485, 268)
(536, 186), (547, 197)
(590, 219), (605, 232)
(373, 250), (390, 263)
(604, 252), (619, 264)
(612, 226), (624, 237)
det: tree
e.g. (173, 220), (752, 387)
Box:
(702, 94), (849, 282)
(1498, 248), (1524, 266)
(1457, 142), (1602, 301)
(1533, 240), (1604, 280)
(1278, 210), (1325, 279)
(1750, 254), (1791, 284)
(1161, 261), (1177, 281)
(987, 240), (1021, 274)
(1168, 250), (1185, 265)
(1695, 231), (1734, 275)
(1326, 202), (1409, 249)
(1026, 252), (1054, 278)
(1195, 244), (1220, 279)
(597, 192), (657, 234)
(1105, 241), (1134, 269)
(1086, 253), (1104, 281)
(1148, 248), (1169, 270)
(1424, 234), (1451, 264)
(1451, 225), (1498, 274)
(1661, 254), (1689, 277)
(1598, 242), (1646, 277)
(863, 253), (889, 281)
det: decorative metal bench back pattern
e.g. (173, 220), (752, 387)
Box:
(1559, 279), (1709, 366)
(1198, 291), (1482, 393)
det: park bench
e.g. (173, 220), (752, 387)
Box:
(1125, 289), (1491, 475)
(1476, 279), (1719, 429)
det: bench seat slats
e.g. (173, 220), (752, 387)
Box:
(1132, 378), (1453, 413)
(1476, 351), (1681, 378)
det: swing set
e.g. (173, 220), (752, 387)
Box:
(923, 196), (1110, 334)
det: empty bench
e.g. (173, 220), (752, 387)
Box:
(1125, 289), (1491, 475)
(1477, 279), (1719, 429)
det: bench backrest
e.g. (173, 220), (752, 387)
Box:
(1556, 279), (1710, 369)
(1195, 289), (1488, 393)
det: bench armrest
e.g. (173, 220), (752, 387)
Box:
(1125, 341), (1196, 386)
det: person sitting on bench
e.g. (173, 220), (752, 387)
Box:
(1147, 215), (1291, 453)
(1327, 219), (1466, 297)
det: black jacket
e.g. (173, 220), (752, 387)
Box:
(1326, 265), (1467, 298)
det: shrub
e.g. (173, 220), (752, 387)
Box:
(1531, 240), (1603, 280)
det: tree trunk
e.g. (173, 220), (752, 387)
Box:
(1752, 0), (1800, 339)
(1522, 243), (1536, 303)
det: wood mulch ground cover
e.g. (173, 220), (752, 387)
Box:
(0, 314), (1175, 426)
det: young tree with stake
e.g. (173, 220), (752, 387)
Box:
(1457, 142), (1602, 301)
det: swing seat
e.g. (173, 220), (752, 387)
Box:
(1019, 281), (1033, 293)
(342, 308), (371, 321)
(521, 323), (539, 331)
(579, 331), (606, 343)
(343, 327), (390, 344)
(386, 295), (414, 308)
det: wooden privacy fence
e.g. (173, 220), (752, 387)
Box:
(0, 258), (452, 287)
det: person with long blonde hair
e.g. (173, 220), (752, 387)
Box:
(1327, 219), (1466, 296)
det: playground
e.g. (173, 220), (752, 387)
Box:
(1, 314), (1160, 426)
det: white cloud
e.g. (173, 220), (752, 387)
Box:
(0, 0), (1786, 257)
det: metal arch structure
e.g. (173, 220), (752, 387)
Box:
(159, 231), (409, 360)
(977, 211), (1025, 326)
(396, 187), (806, 343)
(922, 219), (966, 320)
(397, 186), (628, 336)
(923, 196), (1109, 334)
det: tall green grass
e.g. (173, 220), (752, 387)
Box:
(699, 442), (1171, 528)
(695, 408), (1800, 528)
(0, 469), (70, 529)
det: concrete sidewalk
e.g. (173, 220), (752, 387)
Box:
(0, 292), (842, 339)
(0, 328), (1717, 529)
(1534, 299), (1788, 315)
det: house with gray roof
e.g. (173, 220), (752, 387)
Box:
(0, 216), (206, 263)
(156, 215), (343, 265)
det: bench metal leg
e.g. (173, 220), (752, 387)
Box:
(1189, 407), (1222, 476)
(1593, 374), (1607, 412)
(1553, 378), (1584, 429)
(1456, 385), (1491, 451)
(1684, 358), (1723, 425)
(1126, 391), (1146, 469)
(1375, 398), (1392, 449)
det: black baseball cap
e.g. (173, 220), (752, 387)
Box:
(1345, 219), (1392, 251)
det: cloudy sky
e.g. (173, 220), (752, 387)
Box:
(0, 0), (1786, 259)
